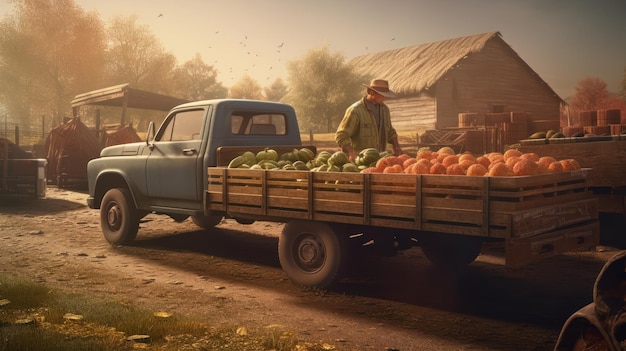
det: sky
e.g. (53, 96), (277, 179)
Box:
(1, 0), (625, 99)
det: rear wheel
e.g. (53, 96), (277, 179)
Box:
(191, 214), (223, 229)
(100, 188), (140, 245)
(420, 233), (482, 268)
(279, 220), (345, 288)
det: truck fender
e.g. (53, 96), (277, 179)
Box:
(91, 170), (142, 210)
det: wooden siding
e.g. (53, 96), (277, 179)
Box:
(437, 38), (561, 128)
(385, 94), (436, 132)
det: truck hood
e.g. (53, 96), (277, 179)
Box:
(100, 142), (146, 157)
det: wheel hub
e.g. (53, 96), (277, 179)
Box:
(297, 236), (324, 271)
(107, 204), (121, 230)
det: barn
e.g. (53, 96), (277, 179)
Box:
(349, 32), (565, 136)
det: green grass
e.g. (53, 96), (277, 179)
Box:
(0, 273), (337, 350)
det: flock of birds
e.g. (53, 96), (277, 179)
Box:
(157, 13), (398, 84)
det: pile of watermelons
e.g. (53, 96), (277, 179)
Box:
(227, 147), (386, 173)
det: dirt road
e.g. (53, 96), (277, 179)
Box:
(0, 187), (621, 350)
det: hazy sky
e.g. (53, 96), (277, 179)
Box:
(2, 0), (625, 98)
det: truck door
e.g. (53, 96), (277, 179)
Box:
(145, 108), (206, 205)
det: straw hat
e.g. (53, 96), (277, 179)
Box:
(362, 79), (397, 98)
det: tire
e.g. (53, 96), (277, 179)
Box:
(100, 188), (140, 245)
(420, 233), (482, 268)
(279, 220), (345, 289)
(191, 214), (223, 229)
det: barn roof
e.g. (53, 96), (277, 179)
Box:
(349, 31), (563, 102)
(70, 83), (190, 111)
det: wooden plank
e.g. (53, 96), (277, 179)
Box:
(205, 167), (598, 241)
(313, 199), (364, 215)
(519, 140), (626, 188)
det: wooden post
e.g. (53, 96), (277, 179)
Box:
(95, 109), (101, 140)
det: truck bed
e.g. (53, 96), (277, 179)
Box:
(205, 168), (599, 267)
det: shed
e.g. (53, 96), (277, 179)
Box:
(349, 32), (564, 133)
(71, 83), (190, 125)
(45, 118), (101, 188)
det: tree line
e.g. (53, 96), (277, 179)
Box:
(1, 0), (625, 139)
(0, 0), (366, 135)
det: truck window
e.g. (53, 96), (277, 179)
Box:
(231, 113), (286, 135)
(159, 109), (205, 141)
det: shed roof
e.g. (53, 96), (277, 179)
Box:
(349, 32), (563, 102)
(70, 83), (190, 111)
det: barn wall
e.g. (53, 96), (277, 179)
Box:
(439, 38), (561, 129)
(386, 94), (437, 132)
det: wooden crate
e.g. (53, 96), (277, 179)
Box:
(519, 140), (626, 188)
(207, 168), (596, 239)
(584, 125), (610, 135)
(578, 111), (597, 126)
(597, 109), (621, 126)
(610, 124), (626, 135)
(458, 113), (484, 128)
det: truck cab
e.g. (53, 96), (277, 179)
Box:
(87, 99), (303, 244)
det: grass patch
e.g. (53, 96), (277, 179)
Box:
(0, 273), (337, 350)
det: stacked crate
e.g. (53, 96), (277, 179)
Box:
(569, 109), (623, 136)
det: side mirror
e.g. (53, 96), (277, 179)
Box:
(146, 121), (156, 147)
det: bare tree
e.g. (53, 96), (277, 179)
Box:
(284, 46), (365, 133)
(229, 75), (264, 100)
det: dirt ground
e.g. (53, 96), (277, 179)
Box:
(0, 186), (623, 350)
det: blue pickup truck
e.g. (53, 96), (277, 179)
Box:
(87, 99), (306, 242)
(88, 98), (600, 289)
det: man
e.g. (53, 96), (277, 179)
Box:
(335, 79), (402, 161)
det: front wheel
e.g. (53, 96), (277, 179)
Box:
(279, 220), (345, 289)
(100, 188), (140, 245)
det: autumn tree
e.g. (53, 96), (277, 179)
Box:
(263, 78), (288, 102)
(568, 77), (612, 112)
(171, 54), (227, 101)
(104, 15), (177, 126)
(0, 0), (106, 128)
(284, 46), (364, 133)
(104, 15), (176, 94)
(229, 75), (264, 100)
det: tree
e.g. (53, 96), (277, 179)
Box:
(228, 75), (264, 100)
(104, 15), (177, 126)
(263, 78), (288, 102)
(171, 54), (227, 101)
(568, 77), (612, 112)
(284, 46), (364, 133)
(104, 15), (176, 94)
(0, 0), (107, 128)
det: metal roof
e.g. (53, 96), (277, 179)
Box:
(70, 83), (190, 111)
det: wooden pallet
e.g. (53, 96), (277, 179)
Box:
(206, 168), (597, 240)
